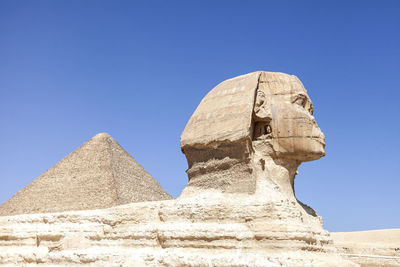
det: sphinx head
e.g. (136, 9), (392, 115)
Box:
(180, 71), (325, 195)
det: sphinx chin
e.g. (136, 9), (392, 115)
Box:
(302, 150), (326, 162)
(272, 138), (326, 162)
(306, 138), (326, 160)
(296, 150), (326, 162)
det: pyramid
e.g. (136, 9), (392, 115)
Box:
(0, 133), (172, 216)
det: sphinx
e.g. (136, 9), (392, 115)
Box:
(174, 71), (336, 255)
(0, 72), (357, 266)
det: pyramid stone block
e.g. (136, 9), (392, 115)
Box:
(0, 133), (172, 216)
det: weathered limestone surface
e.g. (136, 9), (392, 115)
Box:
(0, 133), (172, 216)
(0, 197), (355, 266)
(0, 71), (363, 266)
(332, 229), (400, 267)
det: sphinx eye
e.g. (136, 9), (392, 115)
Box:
(293, 95), (307, 108)
(309, 104), (314, 115)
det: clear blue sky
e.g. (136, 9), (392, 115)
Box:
(1, 1), (399, 232)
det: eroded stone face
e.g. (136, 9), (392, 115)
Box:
(253, 72), (325, 162)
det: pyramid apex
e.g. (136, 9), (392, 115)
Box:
(92, 132), (112, 140)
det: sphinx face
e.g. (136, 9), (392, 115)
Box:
(253, 74), (325, 162)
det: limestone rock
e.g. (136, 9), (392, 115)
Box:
(0, 199), (358, 266)
(0, 133), (172, 216)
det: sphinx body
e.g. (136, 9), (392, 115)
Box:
(0, 72), (357, 266)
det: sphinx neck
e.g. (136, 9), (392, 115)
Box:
(252, 155), (301, 200)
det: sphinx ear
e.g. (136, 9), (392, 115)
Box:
(253, 91), (272, 122)
(252, 90), (273, 141)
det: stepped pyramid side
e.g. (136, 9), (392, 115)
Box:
(107, 135), (172, 204)
(0, 133), (172, 216)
